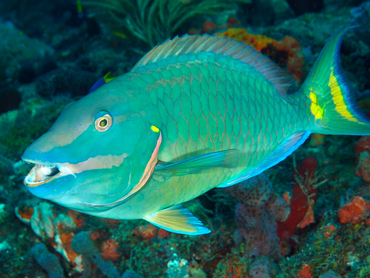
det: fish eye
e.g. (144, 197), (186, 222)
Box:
(95, 111), (113, 132)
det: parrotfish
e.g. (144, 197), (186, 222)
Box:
(22, 27), (370, 235)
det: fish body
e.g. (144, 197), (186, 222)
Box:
(22, 27), (370, 234)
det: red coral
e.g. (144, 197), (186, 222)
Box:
(158, 228), (170, 239)
(297, 199), (315, 229)
(354, 136), (370, 182)
(297, 264), (312, 278)
(201, 20), (217, 33)
(16, 206), (34, 223)
(59, 232), (79, 263)
(134, 223), (157, 241)
(67, 210), (84, 228)
(188, 16), (241, 35)
(101, 238), (119, 260)
(218, 257), (247, 278)
(89, 230), (100, 240)
(324, 224), (336, 239)
(355, 136), (370, 154)
(277, 156), (318, 240)
(355, 152), (370, 183)
(337, 196), (370, 225)
(275, 36), (303, 82)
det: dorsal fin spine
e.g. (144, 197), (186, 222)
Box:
(132, 33), (295, 99)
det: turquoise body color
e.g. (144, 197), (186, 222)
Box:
(22, 27), (370, 234)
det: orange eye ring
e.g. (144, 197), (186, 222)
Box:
(95, 114), (112, 132)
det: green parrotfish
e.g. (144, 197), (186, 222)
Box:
(22, 27), (370, 235)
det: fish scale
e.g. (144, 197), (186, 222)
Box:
(129, 58), (299, 208)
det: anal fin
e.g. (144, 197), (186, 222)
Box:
(144, 205), (211, 235)
(218, 131), (310, 188)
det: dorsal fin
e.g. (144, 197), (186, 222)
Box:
(132, 34), (295, 99)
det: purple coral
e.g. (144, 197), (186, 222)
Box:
(72, 231), (121, 278)
(72, 231), (143, 278)
(248, 256), (277, 278)
(31, 243), (64, 278)
(224, 174), (290, 260)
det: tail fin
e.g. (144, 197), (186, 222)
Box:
(302, 26), (370, 135)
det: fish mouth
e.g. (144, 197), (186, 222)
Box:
(23, 160), (73, 187)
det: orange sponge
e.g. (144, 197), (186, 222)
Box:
(217, 28), (304, 82)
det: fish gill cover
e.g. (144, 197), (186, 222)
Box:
(0, 0), (370, 277)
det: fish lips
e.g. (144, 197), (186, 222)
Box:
(22, 158), (84, 208)
(22, 158), (74, 188)
(22, 138), (74, 189)
(21, 157), (126, 213)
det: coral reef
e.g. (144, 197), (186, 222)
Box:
(225, 174), (290, 260)
(164, 254), (190, 278)
(296, 263), (312, 278)
(248, 256), (277, 278)
(101, 238), (120, 260)
(217, 28), (304, 81)
(337, 196), (370, 225)
(72, 231), (121, 278)
(71, 231), (144, 278)
(134, 223), (158, 241)
(277, 156), (319, 242)
(355, 136), (370, 183)
(16, 202), (85, 271)
(30, 243), (65, 278)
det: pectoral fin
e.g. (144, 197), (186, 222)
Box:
(155, 149), (240, 176)
(144, 205), (211, 235)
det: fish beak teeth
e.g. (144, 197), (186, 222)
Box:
(24, 163), (71, 187)
(57, 165), (74, 176)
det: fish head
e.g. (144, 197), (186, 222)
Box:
(22, 87), (161, 213)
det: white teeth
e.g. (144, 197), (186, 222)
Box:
(24, 163), (72, 186)
(40, 165), (53, 176)
(58, 165), (75, 176)
(25, 168), (36, 184)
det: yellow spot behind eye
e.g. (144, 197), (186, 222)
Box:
(151, 125), (159, 132)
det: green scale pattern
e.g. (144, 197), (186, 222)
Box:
(120, 53), (312, 212)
